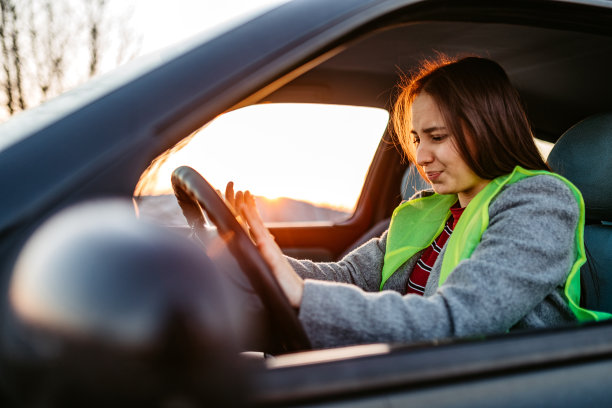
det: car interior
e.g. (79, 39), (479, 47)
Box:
(203, 9), (612, 405)
(147, 17), (612, 260)
(548, 113), (612, 314)
(149, 16), (612, 303)
(130, 0), (612, 339)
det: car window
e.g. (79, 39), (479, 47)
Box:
(135, 103), (389, 226)
(534, 138), (553, 159)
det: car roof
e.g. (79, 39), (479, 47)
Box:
(263, 2), (612, 141)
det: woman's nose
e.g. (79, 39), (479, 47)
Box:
(416, 143), (433, 166)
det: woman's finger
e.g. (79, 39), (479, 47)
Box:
(240, 191), (304, 307)
(225, 181), (235, 209)
(235, 190), (244, 215)
(242, 192), (279, 252)
(240, 191), (270, 243)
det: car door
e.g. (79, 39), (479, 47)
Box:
(251, 321), (612, 407)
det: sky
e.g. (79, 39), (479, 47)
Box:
(128, 0), (290, 56)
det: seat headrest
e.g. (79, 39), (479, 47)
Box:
(548, 113), (612, 222)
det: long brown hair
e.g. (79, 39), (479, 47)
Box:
(393, 56), (549, 180)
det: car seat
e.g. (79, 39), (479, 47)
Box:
(339, 165), (430, 259)
(548, 113), (612, 313)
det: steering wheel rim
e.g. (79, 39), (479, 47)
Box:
(171, 166), (311, 352)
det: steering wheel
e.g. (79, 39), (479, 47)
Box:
(171, 166), (311, 352)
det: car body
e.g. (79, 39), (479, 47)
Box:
(2, 0), (612, 406)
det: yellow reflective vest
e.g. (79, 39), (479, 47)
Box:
(382, 166), (611, 322)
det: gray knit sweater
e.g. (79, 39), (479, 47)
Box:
(288, 175), (579, 349)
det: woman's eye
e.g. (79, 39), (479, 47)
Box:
(431, 134), (447, 141)
(412, 136), (420, 144)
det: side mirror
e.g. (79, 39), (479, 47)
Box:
(3, 200), (250, 406)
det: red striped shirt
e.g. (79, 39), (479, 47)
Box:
(406, 204), (465, 295)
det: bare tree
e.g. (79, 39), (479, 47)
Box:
(86, 0), (107, 78)
(0, 0), (19, 115)
(26, 0), (72, 102)
(112, 4), (141, 68)
(9, 2), (25, 110)
(0, 0), (140, 122)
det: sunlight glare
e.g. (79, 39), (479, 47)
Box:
(145, 104), (389, 212)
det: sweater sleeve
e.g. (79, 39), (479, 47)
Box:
(286, 190), (433, 293)
(298, 175), (579, 348)
(287, 231), (388, 293)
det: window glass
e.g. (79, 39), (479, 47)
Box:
(136, 103), (389, 226)
(534, 138), (554, 159)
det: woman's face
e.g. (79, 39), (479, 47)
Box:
(410, 92), (489, 207)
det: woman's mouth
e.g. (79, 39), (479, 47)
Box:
(426, 171), (442, 181)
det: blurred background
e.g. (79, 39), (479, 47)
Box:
(0, 0), (289, 122)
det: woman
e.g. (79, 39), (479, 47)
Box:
(228, 56), (589, 349)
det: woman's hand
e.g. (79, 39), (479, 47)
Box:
(224, 182), (304, 308)
(224, 181), (250, 230)
(224, 181), (241, 214)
